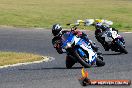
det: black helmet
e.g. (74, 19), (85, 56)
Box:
(52, 24), (62, 36)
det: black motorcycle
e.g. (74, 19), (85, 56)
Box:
(95, 28), (128, 54)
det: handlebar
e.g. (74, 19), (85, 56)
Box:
(66, 23), (78, 31)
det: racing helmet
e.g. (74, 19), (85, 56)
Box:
(52, 24), (62, 36)
(95, 19), (102, 23)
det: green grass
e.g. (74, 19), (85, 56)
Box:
(0, 51), (43, 66)
(0, 0), (132, 31)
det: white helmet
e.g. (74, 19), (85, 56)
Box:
(104, 20), (113, 26)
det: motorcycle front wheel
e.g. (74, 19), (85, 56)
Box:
(73, 50), (92, 68)
(119, 44), (128, 54)
(115, 41), (128, 54)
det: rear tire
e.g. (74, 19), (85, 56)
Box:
(66, 55), (76, 69)
(96, 58), (105, 67)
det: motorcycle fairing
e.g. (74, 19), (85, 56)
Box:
(62, 32), (97, 64)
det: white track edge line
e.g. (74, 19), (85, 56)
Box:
(0, 56), (54, 69)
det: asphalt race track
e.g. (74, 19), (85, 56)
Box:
(0, 27), (132, 88)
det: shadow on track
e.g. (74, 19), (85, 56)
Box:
(102, 52), (122, 56)
(18, 67), (83, 71)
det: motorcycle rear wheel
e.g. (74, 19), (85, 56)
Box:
(96, 58), (105, 67)
(66, 55), (76, 69)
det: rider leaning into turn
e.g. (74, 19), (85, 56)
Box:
(83, 19), (118, 51)
(52, 23), (98, 54)
(84, 19), (118, 33)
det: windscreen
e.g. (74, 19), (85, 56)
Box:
(62, 32), (74, 42)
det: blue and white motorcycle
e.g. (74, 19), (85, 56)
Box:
(61, 27), (105, 68)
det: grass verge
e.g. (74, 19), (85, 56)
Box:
(0, 51), (44, 66)
(0, 0), (132, 31)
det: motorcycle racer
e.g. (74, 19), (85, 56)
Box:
(52, 24), (98, 54)
(51, 23), (100, 68)
(84, 19), (119, 51)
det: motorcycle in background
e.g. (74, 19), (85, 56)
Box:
(82, 18), (128, 54)
(95, 28), (128, 54)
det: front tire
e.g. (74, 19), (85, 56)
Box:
(74, 51), (91, 68)
(119, 44), (128, 54)
(115, 41), (128, 54)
